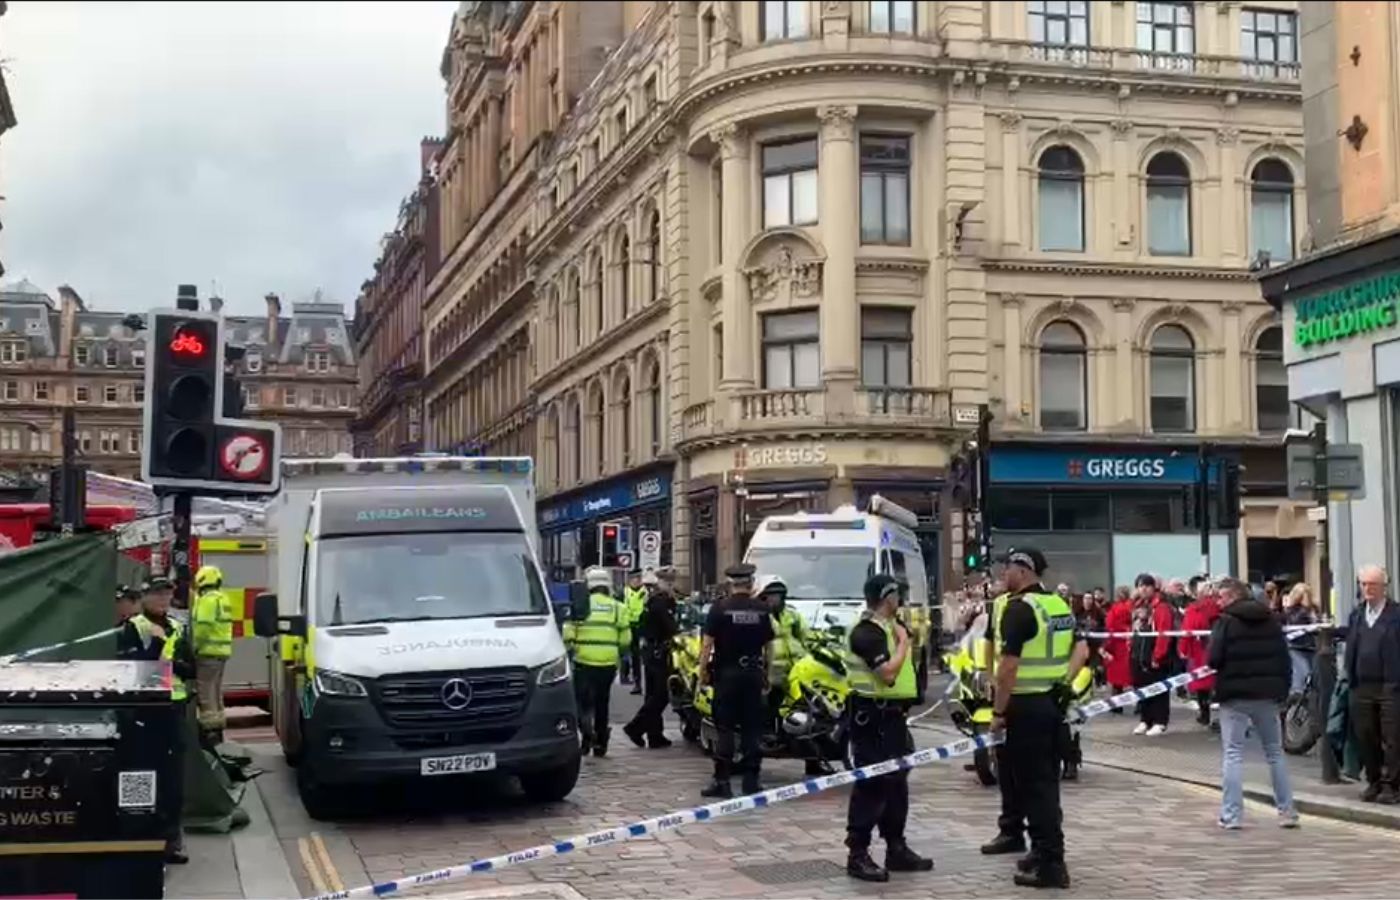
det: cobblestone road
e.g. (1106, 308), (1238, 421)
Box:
(248, 682), (1400, 900)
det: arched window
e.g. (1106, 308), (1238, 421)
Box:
(566, 397), (581, 484)
(616, 232), (631, 321)
(1149, 324), (1195, 433)
(1038, 146), (1085, 252)
(588, 383), (605, 476)
(646, 207), (662, 303)
(567, 269), (582, 353)
(1146, 152), (1191, 256)
(1255, 326), (1289, 432)
(617, 373), (632, 467)
(1250, 159), (1294, 265)
(590, 251), (605, 336)
(1039, 321), (1087, 431)
(546, 287), (560, 365)
(546, 406), (561, 487)
(645, 356), (663, 456)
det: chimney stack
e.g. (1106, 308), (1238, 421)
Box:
(265, 293), (281, 347)
(209, 295), (224, 315)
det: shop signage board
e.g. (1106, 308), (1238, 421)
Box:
(1286, 443), (1366, 500)
(734, 442), (828, 469)
(1293, 270), (1400, 349)
(989, 447), (1220, 486)
(539, 473), (672, 530)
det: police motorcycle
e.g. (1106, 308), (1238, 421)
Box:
(668, 594), (711, 745)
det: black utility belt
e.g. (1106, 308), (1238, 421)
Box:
(717, 657), (766, 672)
(849, 696), (911, 715)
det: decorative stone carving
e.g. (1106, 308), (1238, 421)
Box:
(1112, 297), (1135, 312)
(1221, 301), (1245, 315)
(999, 112), (1022, 132)
(744, 237), (824, 304)
(1110, 119), (1134, 140)
(818, 105), (858, 141)
(1001, 293), (1024, 308)
(1216, 126), (1240, 146)
(711, 123), (745, 159)
(1168, 302), (1188, 319)
(1056, 298), (1076, 314)
(1050, 119), (1075, 139)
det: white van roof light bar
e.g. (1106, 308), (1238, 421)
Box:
(867, 494), (920, 529)
(281, 456), (533, 479)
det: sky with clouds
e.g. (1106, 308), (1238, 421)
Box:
(2, 0), (457, 316)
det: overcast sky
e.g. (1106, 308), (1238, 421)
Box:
(2, 0), (456, 316)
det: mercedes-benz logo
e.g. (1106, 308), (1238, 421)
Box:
(440, 677), (472, 711)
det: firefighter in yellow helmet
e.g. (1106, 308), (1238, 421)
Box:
(192, 564), (234, 746)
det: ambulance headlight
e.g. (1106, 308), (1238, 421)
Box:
(314, 669), (367, 697)
(537, 654), (571, 686)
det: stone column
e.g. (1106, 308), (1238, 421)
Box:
(1222, 300), (1244, 430)
(1000, 114), (1022, 248)
(487, 93), (503, 196)
(715, 124), (753, 389)
(818, 105), (859, 392)
(1110, 119), (1134, 252)
(1112, 297), (1135, 426)
(1217, 126), (1241, 264)
(1001, 294), (1024, 424)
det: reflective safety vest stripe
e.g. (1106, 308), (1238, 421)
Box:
(843, 614), (917, 701)
(131, 614), (188, 701)
(768, 607), (806, 684)
(994, 592), (1075, 694)
(624, 586), (647, 627)
(193, 588), (234, 659)
(568, 592), (631, 667)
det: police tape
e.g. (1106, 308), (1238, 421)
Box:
(1081, 622), (1327, 640)
(305, 666), (1214, 900)
(0, 626), (123, 665)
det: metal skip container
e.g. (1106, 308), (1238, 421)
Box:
(0, 660), (178, 899)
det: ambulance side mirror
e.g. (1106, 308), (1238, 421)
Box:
(253, 592), (305, 638)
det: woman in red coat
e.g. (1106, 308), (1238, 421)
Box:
(1178, 589), (1221, 726)
(1102, 588), (1134, 701)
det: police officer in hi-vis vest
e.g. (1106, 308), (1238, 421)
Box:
(563, 566), (632, 757)
(842, 574), (935, 883)
(118, 575), (196, 865)
(981, 548), (1089, 890)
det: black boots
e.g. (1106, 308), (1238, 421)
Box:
(741, 775), (764, 795)
(885, 843), (934, 872)
(579, 732), (593, 756)
(623, 722), (647, 748)
(1014, 863), (1071, 889)
(847, 851), (889, 883)
(980, 833), (1026, 855)
(592, 727), (610, 757)
(700, 777), (733, 799)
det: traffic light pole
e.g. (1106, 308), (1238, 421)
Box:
(170, 492), (193, 610)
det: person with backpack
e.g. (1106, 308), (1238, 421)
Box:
(1130, 574), (1176, 736)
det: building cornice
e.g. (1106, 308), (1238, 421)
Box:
(983, 258), (1258, 281)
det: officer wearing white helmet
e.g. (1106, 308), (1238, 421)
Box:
(562, 566), (632, 757)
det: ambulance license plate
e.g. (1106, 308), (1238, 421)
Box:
(421, 752), (497, 776)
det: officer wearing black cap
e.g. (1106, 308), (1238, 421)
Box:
(979, 548), (1088, 890)
(842, 573), (935, 883)
(700, 562), (773, 798)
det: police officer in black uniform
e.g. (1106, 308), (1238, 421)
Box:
(623, 571), (679, 749)
(700, 563), (774, 798)
(981, 548), (1089, 890)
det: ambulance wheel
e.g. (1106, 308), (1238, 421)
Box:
(520, 755), (581, 803)
(973, 747), (998, 787)
(296, 764), (343, 821)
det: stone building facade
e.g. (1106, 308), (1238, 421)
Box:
(375, 0), (1310, 592)
(0, 282), (356, 481)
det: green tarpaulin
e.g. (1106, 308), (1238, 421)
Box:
(0, 533), (119, 658)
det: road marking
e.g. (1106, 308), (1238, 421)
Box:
(298, 836), (328, 895)
(311, 831), (345, 893)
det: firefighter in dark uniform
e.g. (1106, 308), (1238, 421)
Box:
(981, 548), (1089, 890)
(117, 576), (195, 865)
(700, 563), (773, 799)
(842, 574), (935, 882)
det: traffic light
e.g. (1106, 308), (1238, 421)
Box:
(1217, 460), (1242, 529)
(142, 306), (282, 494)
(948, 445), (977, 506)
(962, 509), (990, 573)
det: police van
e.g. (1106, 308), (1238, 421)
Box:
(744, 495), (935, 692)
(253, 456), (581, 818)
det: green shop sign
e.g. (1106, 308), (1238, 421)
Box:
(1294, 271), (1400, 348)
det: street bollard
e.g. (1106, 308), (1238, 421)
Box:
(1315, 626), (1340, 784)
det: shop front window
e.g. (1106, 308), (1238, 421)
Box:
(1051, 493), (1109, 530)
(988, 490), (1051, 531)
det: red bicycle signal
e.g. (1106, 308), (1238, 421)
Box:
(169, 328), (208, 360)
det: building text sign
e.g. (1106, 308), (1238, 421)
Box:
(734, 443), (829, 470)
(1294, 271), (1400, 349)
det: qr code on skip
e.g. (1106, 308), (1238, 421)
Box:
(118, 770), (158, 809)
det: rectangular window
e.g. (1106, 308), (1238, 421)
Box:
(133, 382), (145, 404)
(283, 387), (298, 408)
(614, 106), (628, 143)
(103, 346), (118, 367)
(988, 490), (1051, 531)
(643, 75), (658, 109)
(103, 384), (119, 404)
(79, 431), (92, 454)
(75, 345), (90, 366)
(1051, 493), (1110, 530)
(243, 385), (259, 408)
(306, 350), (330, 373)
(132, 347), (145, 367)
(1028, 0), (1089, 46)
(859, 135), (911, 245)
(1112, 492), (1180, 534)
(1251, 187), (1294, 264)
(33, 381), (48, 401)
(0, 342), (25, 363)
(869, 0), (914, 34)
(75, 384), (90, 404)
(762, 138), (819, 229)
(762, 310), (820, 390)
(762, 0), (809, 41)
(128, 431), (141, 454)
(1242, 9), (1296, 68)
(30, 429), (51, 453)
(860, 308), (912, 388)
(310, 387), (326, 408)
(1, 380), (16, 401)
(713, 324), (724, 391)
(99, 431), (117, 454)
(1136, 1), (1194, 62)
(1150, 355), (1195, 432)
(1147, 181), (1191, 256)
